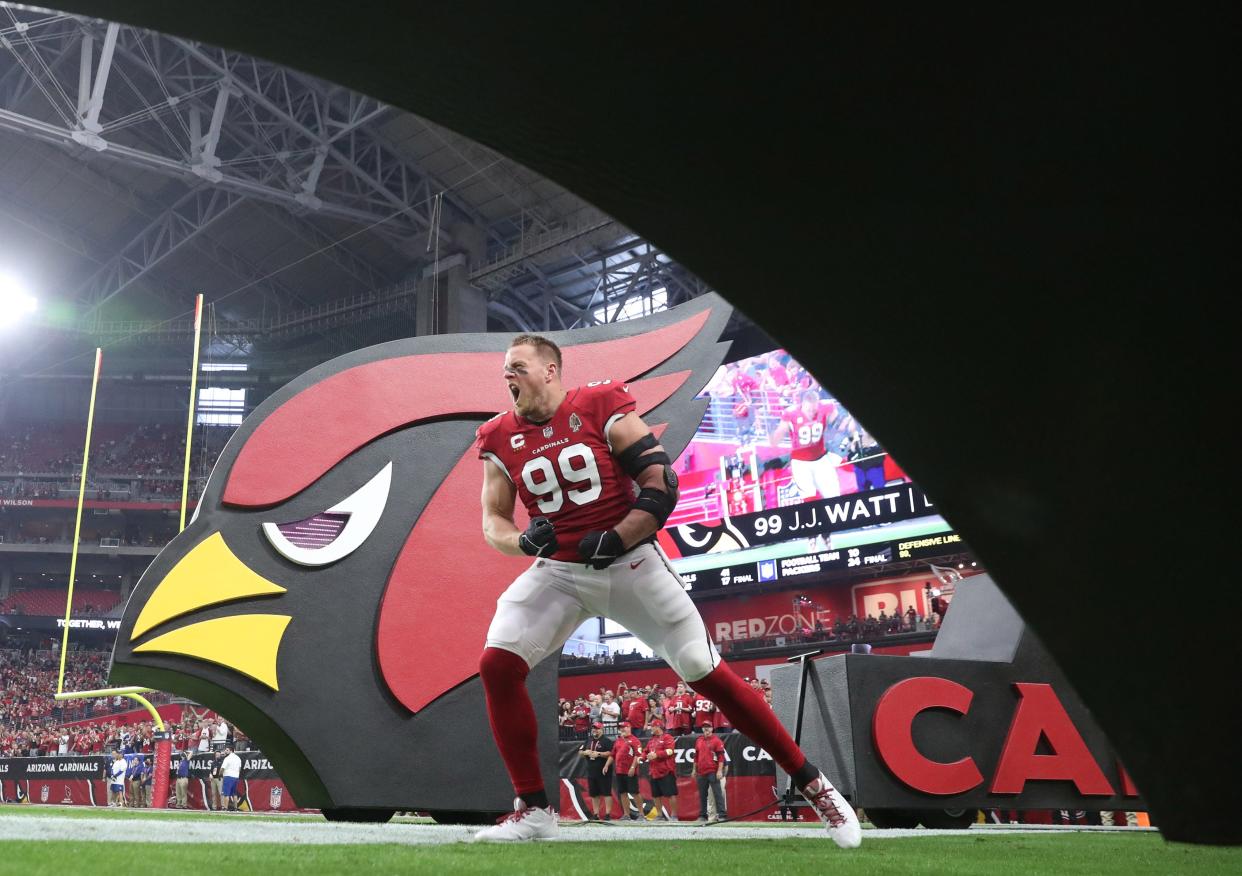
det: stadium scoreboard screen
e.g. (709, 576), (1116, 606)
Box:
(659, 346), (969, 587)
(676, 531), (967, 592)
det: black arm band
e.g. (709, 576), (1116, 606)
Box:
(634, 486), (677, 526)
(617, 433), (671, 478)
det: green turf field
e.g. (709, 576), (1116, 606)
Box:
(1, 832), (1239, 875)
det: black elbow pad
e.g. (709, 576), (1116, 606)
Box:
(633, 466), (679, 526)
(617, 433), (671, 478)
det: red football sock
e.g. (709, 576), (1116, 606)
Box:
(690, 663), (808, 777)
(478, 647), (544, 796)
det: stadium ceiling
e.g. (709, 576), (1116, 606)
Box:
(0, 4), (716, 366)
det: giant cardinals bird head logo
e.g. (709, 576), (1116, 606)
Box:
(110, 294), (732, 812)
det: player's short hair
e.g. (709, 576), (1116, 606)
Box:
(508, 333), (562, 371)
(801, 388), (821, 404)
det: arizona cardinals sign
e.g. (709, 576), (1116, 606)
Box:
(768, 574), (1146, 818)
(110, 295), (732, 815)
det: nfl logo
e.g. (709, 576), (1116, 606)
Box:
(269, 786), (283, 809)
(39, 784), (49, 803)
(759, 560), (777, 582)
(569, 413), (582, 432)
(543, 425), (554, 438)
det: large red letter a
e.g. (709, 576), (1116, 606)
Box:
(991, 683), (1114, 795)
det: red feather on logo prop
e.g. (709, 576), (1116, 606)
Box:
(222, 309), (713, 713)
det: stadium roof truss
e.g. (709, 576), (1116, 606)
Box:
(0, 5), (713, 345)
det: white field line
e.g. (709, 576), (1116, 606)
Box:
(0, 814), (1110, 845)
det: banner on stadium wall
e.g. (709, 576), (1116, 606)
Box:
(2, 617), (124, 634)
(558, 732), (787, 822)
(0, 498), (192, 511)
(695, 589), (853, 643)
(692, 573), (950, 644)
(0, 755), (118, 807)
(0, 750), (300, 811)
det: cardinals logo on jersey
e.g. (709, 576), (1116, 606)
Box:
(110, 294), (732, 813)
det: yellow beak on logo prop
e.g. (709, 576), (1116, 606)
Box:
(133, 614), (292, 691)
(129, 531), (291, 690)
(131, 531), (286, 639)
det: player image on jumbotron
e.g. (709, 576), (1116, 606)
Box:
(656, 347), (951, 585)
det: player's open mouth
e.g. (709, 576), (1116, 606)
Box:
(509, 385), (520, 401)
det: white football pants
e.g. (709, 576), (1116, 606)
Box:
(485, 541), (721, 682)
(790, 453), (843, 500)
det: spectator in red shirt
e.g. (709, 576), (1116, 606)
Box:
(667, 682), (694, 736)
(659, 686), (679, 734)
(625, 690), (649, 730)
(762, 352), (791, 394)
(691, 691), (718, 730)
(693, 721), (728, 824)
(571, 699), (591, 737)
(602, 722), (644, 821)
(644, 718), (679, 822)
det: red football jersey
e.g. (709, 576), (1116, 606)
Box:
(611, 735), (643, 774)
(476, 381), (637, 562)
(661, 696), (683, 731)
(645, 733), (677, 779)
(782, 401), (836, 461)
(673, 693), (697, 730)
(692, 696), (718, 729)
(626, 697), (648, 728)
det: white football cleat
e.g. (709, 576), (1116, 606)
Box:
(799, 773), (862, 849)
(472, 800), (559, 842)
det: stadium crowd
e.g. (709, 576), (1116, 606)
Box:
(556, 678), (775, 741)
(0, 421), (233, 503)
(0, 647), (203, 758)
(0, 423), (228, 478)
(699, 350), (858, 448)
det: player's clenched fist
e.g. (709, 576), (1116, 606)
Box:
(578, 529), (624, 569)
(518, 516), (559, 557)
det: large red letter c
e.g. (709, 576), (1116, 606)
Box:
(872, 676), (984, 796)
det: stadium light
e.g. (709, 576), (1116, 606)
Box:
(0, 273), (37, 329)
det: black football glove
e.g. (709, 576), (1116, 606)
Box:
(518, 516), (559, 557)
(578, 529), (625, 569)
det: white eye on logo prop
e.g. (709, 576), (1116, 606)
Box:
(261, 463), (392, 567)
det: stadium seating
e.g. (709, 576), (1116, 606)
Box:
(0, 588), (122, 616)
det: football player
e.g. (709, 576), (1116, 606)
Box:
(472, 334), (860, 847)
(770, 388), (851, 500)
